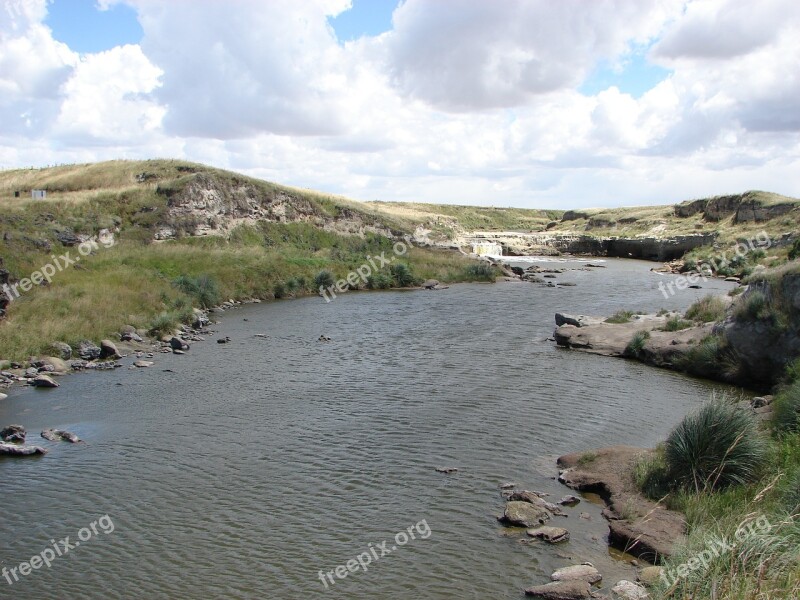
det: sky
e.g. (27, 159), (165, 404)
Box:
(1, 0), (799, 209)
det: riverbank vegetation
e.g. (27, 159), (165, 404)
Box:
(0, 160), (498, 360)
(633, 373), (800, 599)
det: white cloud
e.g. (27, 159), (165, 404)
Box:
(0, 0), (798, 208)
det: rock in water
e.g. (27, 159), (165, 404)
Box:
(551, 564), (602, 584)
(527, 526), (570, 543)
(435, 467), (458, 474)
(31, 374), (59, 388)
(0, 441), (47, 456)
(0, 424), (26, 443)
(41, 429), (81, 443)
(133, 360), (154, 368)
(500, 501), (552, 527)
(524, 580), (592, 599)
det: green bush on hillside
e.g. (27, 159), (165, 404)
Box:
(390, 263), (417, 287)
(366, 272), (392, 289)
(313, 270), (335, 291)
(788, 239), (800, 260)
(664, 398), (766, 492)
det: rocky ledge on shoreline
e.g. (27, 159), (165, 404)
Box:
(557, 446), (685, 565)
(552, 312), (713, 367)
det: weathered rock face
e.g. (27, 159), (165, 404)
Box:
(605, 234), (716, 261)
(674, 199), (708, 218)
(735, 198), (796, 223)
(723, 272), (800, 387)
(704, 194), (743, 221)
(154, 172), (395, 241)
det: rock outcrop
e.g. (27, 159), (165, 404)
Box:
(557, 446), (686, 563)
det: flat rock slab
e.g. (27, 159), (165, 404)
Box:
(41, 429), (81, 443)
(527, 526), (570, 543)
(133, 360), (154, 368)
(551, 564), (602, 584)
(558, 446), (686, 562)
(31, 374), (59, 388)
(524, 580), (592, 599)
(0, 442), (47, 456)
(500, 501), (552, 528)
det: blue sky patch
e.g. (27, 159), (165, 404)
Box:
(45, 0), (143, 54)
(580, 52), (671, 98)
(328, 0), (399, 42)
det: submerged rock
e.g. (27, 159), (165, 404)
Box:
(41, 429), (81, 443)
(524, 580), (592, 599)
(527, 526), (570, 543)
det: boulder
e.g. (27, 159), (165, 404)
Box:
(31, 374), (59, 388)
(551, 564), (602, 584)
(499, 501), (552, 527)
(527, 526), (570, 543)
(41, 428), (81, 443)
(508, 490), (565, 515)
(1, 424), (26, 443)
(612, 580), (649, 600)
(0, 441), (47, 456)
(559, 495), (581, 506)
(34, 356), (69, 373)
(524, 580), (592, 599)
(169, 336), (189, 351)
(555, 313), (584, 327)
(77, 340), (102, 361)
(100, 339), (120, 359)
(422, 279), (440, 289)
(0, 392), (7, 401)
(50, 342), (72, 360)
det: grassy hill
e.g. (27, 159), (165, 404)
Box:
(0, 160), (490, 359)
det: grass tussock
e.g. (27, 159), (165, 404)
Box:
(685, 295), (728, 323)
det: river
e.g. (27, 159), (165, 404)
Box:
(0, 257), (741, 599)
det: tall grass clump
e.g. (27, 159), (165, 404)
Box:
(173, 274), (221, 308)
(605, 309), (636, 324)
(463, 262), (495, 281)
(313, 270), (334, 291)
(664, 397), (767, 492)
(624, 330), (650, 357)
(662, 315), (693, 331)
(685, 295), (727, 323)
(773, 380), (800, 433)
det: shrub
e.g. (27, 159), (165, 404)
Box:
(284, 278), (299, 296)
(149, 312), (177, 337)
(464, 262), (496, 281)
(634, 448), (671, 500)
(625, 330), (650, 357)
(662, 316), (693, 331)
(773, 380), (800, 433)
(664, 398), (767, 492)
(788, 239), (800, 260)
(173, 274), (221, 309)
(685, 295), (727, 323)
(366, 272), (392, 289)
(273, 282), (286, 299)
(314, 270), (335, 291)
(733, 290), (770, 322)
(606, 310), (636, 324)
(390, 263), (416, 287)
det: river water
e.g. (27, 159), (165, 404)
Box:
(0, 258), (741, 599)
